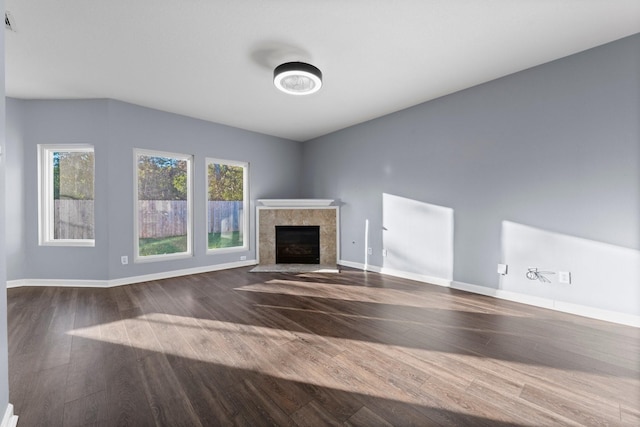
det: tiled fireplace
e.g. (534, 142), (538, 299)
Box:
(256, 200), (339, 266)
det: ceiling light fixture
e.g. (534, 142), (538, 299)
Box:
(273, 62), (322, 95)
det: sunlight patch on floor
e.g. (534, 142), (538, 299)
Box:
(236, 279), (542, 321)
(253, 303), (425, 326)
(237, 279), (499, 313)
(65, 312), (633, 421)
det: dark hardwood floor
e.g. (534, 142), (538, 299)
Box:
(7, 266), (640, 426)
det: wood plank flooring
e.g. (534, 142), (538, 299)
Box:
(7, 266), (640, 426)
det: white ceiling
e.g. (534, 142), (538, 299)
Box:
(5, 1), (640, 142)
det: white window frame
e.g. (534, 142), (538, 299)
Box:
(206, 158), (249, 254)
(38, 144), (95, 247)
(134, 149), (193, 263)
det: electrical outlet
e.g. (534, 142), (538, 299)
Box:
(558, 271), (571, 284)
(121, 256), (128, 265)
(497, 264), (508, 275)
(367, 247), (372, 255)
(382, 249), (387, 257)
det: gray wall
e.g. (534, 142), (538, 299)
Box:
(5, 99), (302, 281)
(5, 34), (639, 318)
(302, 34), (639, 315)
(1, 0), (10, 413)
(105, 100), (302, 279)
(16, 100), (110, 281)
(5, 99), (25, 281)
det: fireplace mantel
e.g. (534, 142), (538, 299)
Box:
(257, 199), (335, 207)
(256, 200), (339, 266)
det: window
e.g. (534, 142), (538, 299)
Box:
(135, 149), (192, 261)
(38, 145), (95, 246)
(206, 158), (248, 252)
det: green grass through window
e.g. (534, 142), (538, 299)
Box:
(208, 231), (242, 249)
(138, 231), (242, 256)
(139, 235), (187, 256)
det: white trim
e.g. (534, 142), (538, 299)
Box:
(379, 267), (452, 288)
(551, 300), (640, 327)
(256, 205), (337, 211)
(8, 258), (638, 328)
(7, 259), (258, 289)
(133, 149), (193, 263)
(38, 144), (95, 247)
(1, 404), (18, 427)
(258, 199), (334, 207)
(7, 278), (109, 288)
(339, 260), (451, 287)
(338, 259), (370, 271)
(338, 260), (640, 328)
(206, 246), (247, 255)
(451, 280), (640, 327)
(205, 158), (250, 254)
(39, 239), (95, 247)
(5, 279), (26, 289)
(451, 281), (556, 309)
(133, 252), (193, 264)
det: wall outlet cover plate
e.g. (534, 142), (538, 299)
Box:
(558, 271), (571, 284)
(497, 264), (508, 275)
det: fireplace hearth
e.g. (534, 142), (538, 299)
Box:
(276, 226), (320, 264)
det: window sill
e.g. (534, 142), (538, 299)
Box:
(39, 239), (95, 247)
(206, 246), (248, 255)
(134, 252), (193, 263)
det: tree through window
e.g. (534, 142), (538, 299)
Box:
(39, 145), (95, 246)
(207, 158), (248, 252)
(135, 150), (192, 260)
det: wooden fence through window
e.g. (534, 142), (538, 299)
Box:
(54, 200), (95, 239)
(138, 200), (189, 239)
(55, 200), (243, 239)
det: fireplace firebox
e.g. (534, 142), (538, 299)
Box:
(275, 225), (320, 264)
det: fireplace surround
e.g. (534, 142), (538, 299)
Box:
(256, 199), (339, 266)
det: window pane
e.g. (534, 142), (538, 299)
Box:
(137, 154), (190, 257)
(207, 162), (245, 250)
(40, 146), (95, 245)
(54, 151), (95, 239)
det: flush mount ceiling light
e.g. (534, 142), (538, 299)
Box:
(273, 62), (322, 95)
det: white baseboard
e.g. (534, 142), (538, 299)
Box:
(7, 278), (110, 288)
(7, 259), (258, 289)
(452, 280), (640, 327)
(338, 260), (451, 287)
(1, 404), (18, 427)
(451, 280), (555, 309)
(339, 260), (640, 328)
(337, 259), (368, 271)
(4, 280), (25, 289)
(7, 258), (638, 327)
(107, 259), (258, 287)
